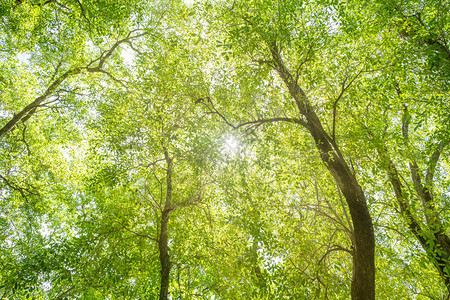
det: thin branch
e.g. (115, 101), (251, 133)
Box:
(286, 256), (314, 280)
(318, 245), (353, 265)
(115, 220), (158, 242)
(50, 60), (64, 83)
(87, 29), (147, 71)
(0, 174), (38, 201)
(173, 193), (202, 210)
(138, 185), (161, 211)
(368, 127), (429, 249)
(55, 286), (76, 299)
(295, 44), (313, 84)
(236, 117), (307, 129)
(40, 97), (61, 108)
(96, 68), (127, 86)
(14, 0), (55, 8)
(401, 104), (436, 224)
(375, 224), (408, 238)
(126, 41), (145, 56)
(200, 96), (307, 130)
(20, 123), (31, 156)
(425, 138), (449, 187)
(74, 0), (91, 31)
(332, 67), (364, 141)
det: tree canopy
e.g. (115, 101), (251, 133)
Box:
(1, 0), (449, 299)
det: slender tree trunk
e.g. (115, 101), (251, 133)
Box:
(159, 152), (173, 300)
(159, 209), (171, 300)
(433, 234), (450, 292)
(269, 42), (375, 299)
(383, 153), (450, 293)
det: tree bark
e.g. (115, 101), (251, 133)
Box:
(159, 151), (173, 300)
(269, 42), (375, 299)
(306, 112), (374, 300)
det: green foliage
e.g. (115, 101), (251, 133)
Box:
(1, 0), (449, 299)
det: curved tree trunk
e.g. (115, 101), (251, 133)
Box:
(306, 113), (375, 300)
(269, 42), (375, 299)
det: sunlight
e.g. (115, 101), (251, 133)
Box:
(223, 135), (240, 155)
(121, 44), (135, 65)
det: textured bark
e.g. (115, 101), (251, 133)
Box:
(310, 122), (374, 300)
(159, 151), (173, 300)
(269, 42), (375, 299)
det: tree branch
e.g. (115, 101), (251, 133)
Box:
(0, 174), (39, 201)
(0, 31), (147, 139)
(200, 96), (307, 130)
(74, 0), (91, 31)
(294, 43), (313, 84)
(318, 245), (353, 265)
(367, 127), (428, 248)
(332, 68), (364, 141)
(401, 104), (437, 224)
(115, 220), (158, 242)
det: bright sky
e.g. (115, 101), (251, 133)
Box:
(223, 134), (240, 155)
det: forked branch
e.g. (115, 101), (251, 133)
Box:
(332, 68), (364, 141)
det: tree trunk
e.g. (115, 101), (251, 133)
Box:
(159, 209), (171, 300)
(159, 152), (173, 300)
(306, 115), (375, 300)
(269, 42), (375, 299)
(433, 234), (450, 291)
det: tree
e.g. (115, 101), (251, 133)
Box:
(71, 16), (218, 297)
(336, 0), (450, 292)
(1, 0), (450, 298)
(199, 1), (375, 298)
